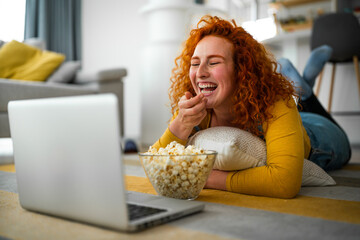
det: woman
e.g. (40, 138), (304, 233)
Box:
(152, 15), (351, 198)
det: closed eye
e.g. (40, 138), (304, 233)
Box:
(209, 62), (220, 66)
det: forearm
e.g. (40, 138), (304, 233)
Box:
(168, 118), (193, 141)
(204, 170), (228, 190)
(226, 162), (302, 199)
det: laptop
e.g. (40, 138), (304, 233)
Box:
(8, 94), (204, 232)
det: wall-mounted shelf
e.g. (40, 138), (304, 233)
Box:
(270, 0), (330, 8)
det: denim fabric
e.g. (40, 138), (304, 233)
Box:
(278, 45), (333, 100)
(300, 112), (351, 171)
(278, 58), (312, 99)
(302, 45), (333, 88)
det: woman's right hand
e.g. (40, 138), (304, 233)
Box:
(169, 91), (208, 140)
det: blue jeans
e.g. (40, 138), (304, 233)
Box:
(301, 112), (351, 171)
(278, 45), (333, 100)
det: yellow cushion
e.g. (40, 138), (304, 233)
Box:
(0, 40), (65, 81)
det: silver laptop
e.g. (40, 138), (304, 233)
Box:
(8, 94), (204, 232)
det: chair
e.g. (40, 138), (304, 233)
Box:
(311, 12), (360, 112)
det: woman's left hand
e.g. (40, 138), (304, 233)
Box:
(204, 169), (228, 190)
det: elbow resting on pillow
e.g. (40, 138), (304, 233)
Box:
(227, 166), (302, 199)
(265, 166), (302, 199)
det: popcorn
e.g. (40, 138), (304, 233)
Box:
(140, 141), (216, 199)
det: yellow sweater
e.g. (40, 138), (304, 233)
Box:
(152, 99), (311, 198)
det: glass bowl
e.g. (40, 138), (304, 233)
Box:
(139, 150), (217, 200)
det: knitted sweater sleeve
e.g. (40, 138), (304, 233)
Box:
(151, 112), (187, 149)
(225, 99), (304, 198)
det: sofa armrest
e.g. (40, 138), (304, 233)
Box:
(74, 68), (127, 84)
(0, 78), (96, 112)
(72, 68), (126, 138)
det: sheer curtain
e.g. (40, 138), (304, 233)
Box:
(24, 0), (81, 61)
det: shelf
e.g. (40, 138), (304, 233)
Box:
(270, 0), (330, 8)
(280, 20), (312, 32)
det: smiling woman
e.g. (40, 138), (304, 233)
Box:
(0, 0), (26, 42)
(169, 15), (294, 138)
(150, 15), (351, 199)
(189, 36), (235, 110)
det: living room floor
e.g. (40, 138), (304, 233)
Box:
(0, 144), (359, 239)
(350, 145), (360, 163)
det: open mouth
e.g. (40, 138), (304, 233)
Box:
(198, 82), (217, 94)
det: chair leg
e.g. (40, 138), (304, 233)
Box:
(353, 55), (360, 102)
(328, 63), (336, 112)
(315, 68), (324, 97)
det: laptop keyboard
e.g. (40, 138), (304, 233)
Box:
(127, 203), (167, 221)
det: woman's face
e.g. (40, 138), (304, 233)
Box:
(189, 35), (235, 110)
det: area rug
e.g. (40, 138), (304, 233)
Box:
(1, 163), (360, 240)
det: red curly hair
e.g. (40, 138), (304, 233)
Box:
(169, 15), (296, 136)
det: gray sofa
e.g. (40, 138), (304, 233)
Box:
(0, 39), (126, 138)
(0, 70), (126, 138)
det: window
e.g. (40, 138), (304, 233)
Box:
(0, 0), (26, 42)
(242, 17), (277, 42)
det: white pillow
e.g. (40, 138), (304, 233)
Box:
(188, 126), (267, 170)
(302, 159), (336, 186)
(187, 126), (335, 187)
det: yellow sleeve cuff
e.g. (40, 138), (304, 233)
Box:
(164, 128), (187, 146)
(225, 171), (237, 191)
(152, 128), (187, 149)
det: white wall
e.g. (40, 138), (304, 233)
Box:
(81, 0), (228, 145)
(82, 0), (148, 141)
(82, 0), (360, 145)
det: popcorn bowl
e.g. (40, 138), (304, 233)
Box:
(139, 150), (217, 200)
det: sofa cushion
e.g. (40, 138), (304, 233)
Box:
(47, 61), (82, 83)
(0, 40), (65, 81)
